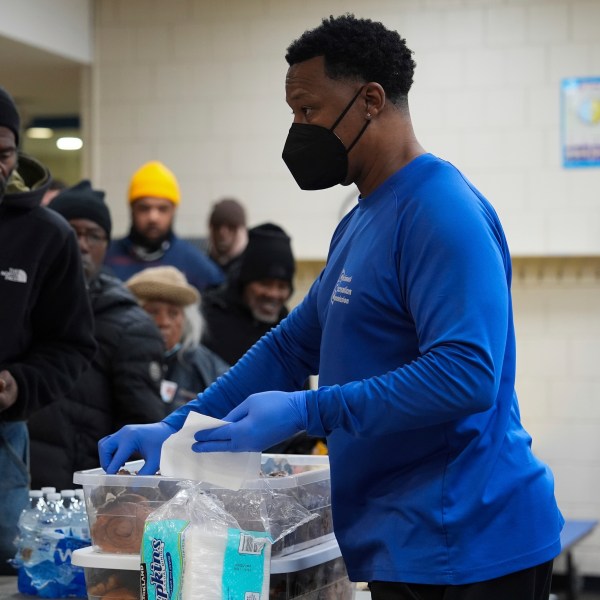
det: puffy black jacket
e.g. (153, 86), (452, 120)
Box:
(28, 273), (166, 489)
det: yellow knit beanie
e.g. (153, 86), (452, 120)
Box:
(128, 161), (180, 205)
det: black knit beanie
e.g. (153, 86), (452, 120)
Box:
(0, 86), (20, 146)
(238, 223), (295, 285)
(49, 179), (112, 238)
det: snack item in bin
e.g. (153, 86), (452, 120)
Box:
(87, 569), (139, 600)
(91, 493), (153, 553)
(101, 588), (137, 600)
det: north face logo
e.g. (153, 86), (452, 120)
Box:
(1, 268), (27, 283)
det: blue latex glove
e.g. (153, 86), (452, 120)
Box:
(192, 390), (308, 453)
(98, 422), (176, 475)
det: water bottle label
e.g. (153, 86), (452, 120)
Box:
(55, 536), (89, 565)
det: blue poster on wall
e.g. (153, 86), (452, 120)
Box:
(561, 77), (600, 168)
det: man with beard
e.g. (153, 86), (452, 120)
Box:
(27, 180), (166, 490)
(105, 160), (224, 293)
(200, 223), (295, 366)
(0, 86), (95, 573)
(200, 222), (319, 454)
(206, 198), (248, 279)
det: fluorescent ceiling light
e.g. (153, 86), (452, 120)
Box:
(26, 127), (54, 139)
(56, 137), (83, 151)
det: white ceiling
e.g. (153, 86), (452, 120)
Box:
(1, 34), (82, 122)
(1, 34), (83, 175)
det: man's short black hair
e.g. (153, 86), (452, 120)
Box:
(285, 14), (416, 107)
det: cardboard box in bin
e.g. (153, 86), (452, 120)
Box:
(73, 454), (333, 556)
(72, 538), (355, 600)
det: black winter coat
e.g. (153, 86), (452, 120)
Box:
(28, 273), (166, 489)
(0, 154), (96, 421)
(163, 345), (229, 412)
(200, 285), (288, 366)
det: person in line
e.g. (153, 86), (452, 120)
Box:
(27, 180), (166, 490)
(129, 253), (318, 453)
(0, 87), (96, 572)
(98, 15), (563, 600)
(126, 266), (229, 413)
(201, 222), (295, 366)
(202, 223), (320, 454)
(206, 197), (248, 278)
(104, 160), (224, 293)
(40, 176), (67, 206)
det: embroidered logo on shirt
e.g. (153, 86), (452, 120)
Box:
(1, 268), (27, 283)
(331, 269), (353, 305)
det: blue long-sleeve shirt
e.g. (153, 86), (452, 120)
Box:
(165, 153), (563, 585)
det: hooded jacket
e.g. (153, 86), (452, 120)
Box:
(0, 154), (96, 420)
(28, 272), (166, 489)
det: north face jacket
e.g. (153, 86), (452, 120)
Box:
(0, 154), (96, 421)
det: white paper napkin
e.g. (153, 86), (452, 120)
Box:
(160, 411), (261, 490)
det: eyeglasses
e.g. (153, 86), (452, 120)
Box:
(71, 228), (108, 246)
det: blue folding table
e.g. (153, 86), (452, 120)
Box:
(553, 519), (598, 600)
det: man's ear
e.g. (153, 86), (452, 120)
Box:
(363, 82), (386, 118)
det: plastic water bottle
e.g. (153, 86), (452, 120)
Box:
(16, 489), (46, 552)
(68, 492), (90, 542)
(40, 487), (56, 499)
(13, 490), (48, 595)
(43, 493), (71, 535)
(60, 489), (75, 511)
(20, 490), (46, 532)
(74, 489), (86, 517)
(64, 491), (90, 597)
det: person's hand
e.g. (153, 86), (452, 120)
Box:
(98, 422), (176, 475)
(0, 370), (18, 412)
(192, 390), (307, 453)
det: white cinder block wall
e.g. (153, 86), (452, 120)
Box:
(513, 267), (600, 575)
(91, 0), (600, 575)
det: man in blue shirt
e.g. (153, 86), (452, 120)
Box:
(99, 15), (563, 600)
(105, 160), (224, 293)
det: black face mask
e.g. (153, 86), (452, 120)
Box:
(282, 87), (370, 190)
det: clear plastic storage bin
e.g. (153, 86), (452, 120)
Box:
(73, 454), (333, 557)
(72, 538), (355, 600)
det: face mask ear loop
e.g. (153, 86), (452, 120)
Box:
(346, 119), (371, 154)
(330, 86), (365, 132)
